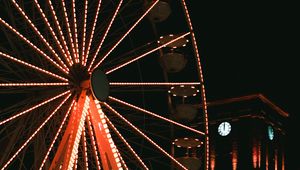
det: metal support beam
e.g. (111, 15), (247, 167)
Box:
(50, 91), (88, 170)
(88, 96), (123, 170)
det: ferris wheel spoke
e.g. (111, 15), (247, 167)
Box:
(116, 149), (128, 170)
(82, 128), (89, 169)
(0, 51), (68, 81)
(0, 27), (29, 80)
(72, 0), (79, 63)
(100, 40), (156, 68)
(83, 0), (102, 66)
(80, 0), (88, 65)
(87, 0), (123, 71)
(108, 96), (205, 136)
(1, 93), (72, 170)
(112, 120), (171, 142)
(105, 32), (191, 74)
(47, 0), (73, 65)
(105, 115), (148, 170)
(10, 0), (69, 71)
(61, 0), (77, 63)
(102, 102), (188, 170)
(109, 82), (201, 87)
(0, 96), (35, 119)
(86, 113), (102, 170)
(39, 99), (75, 170)
(0, 90), (70, 126)
(0, 82), (69, 87)
(32, 0), (72, 67)
(91, 0), (159, 71)
(0, 18), (68, 74)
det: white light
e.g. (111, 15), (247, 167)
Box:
(116, 158), (120, 163)
(0, 52), (68, 81)
(2, 94), (71, 169)
(110, 143), (116, 148)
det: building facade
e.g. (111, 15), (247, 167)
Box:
(207, 94), (288, 170)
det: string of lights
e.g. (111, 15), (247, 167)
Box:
(0, 51), (68, 81)
(83, 0), (102, 66)
(47, 0), (73, 65)
(87, 0), (123, 71)
(91, 0), (159, 71)
(105, 116), (148, 169)
(0, 90), (70, 126)
(61, 0), (77, 63)
(11, 0), (69, 71)
(109, 96), (205, 135)
(72, 0), (80, 63)
(105, 32), (190, 74)
(103, 102), (188, 170)
(0, 18), (68, 74)
(39, 99), (75, 170)
(81, 0), (89, 65)
(32, 0), (72, 67)
(1, 93), (71, 170)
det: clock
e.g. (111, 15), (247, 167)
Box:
(268, 125), (274, 140)
(218, 122), (231, 136)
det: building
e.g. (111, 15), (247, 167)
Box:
(207, 94), (288, 170)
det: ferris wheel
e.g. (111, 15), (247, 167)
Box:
(0, 0), (209, 169)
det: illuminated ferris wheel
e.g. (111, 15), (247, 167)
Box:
(0, 0), (209, 169)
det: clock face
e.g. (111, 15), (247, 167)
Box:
(218, 122), (231, 136)
(268, 126), (274, 140)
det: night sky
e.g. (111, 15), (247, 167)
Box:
(189, 1), (298, 169)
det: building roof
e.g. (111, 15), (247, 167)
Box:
(206, 93), (289, 118)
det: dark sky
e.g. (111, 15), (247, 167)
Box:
(189, 1), (298, 168)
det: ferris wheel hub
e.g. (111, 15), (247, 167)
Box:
(90, 68), (110, 101)
(69, 64), (90, 89)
